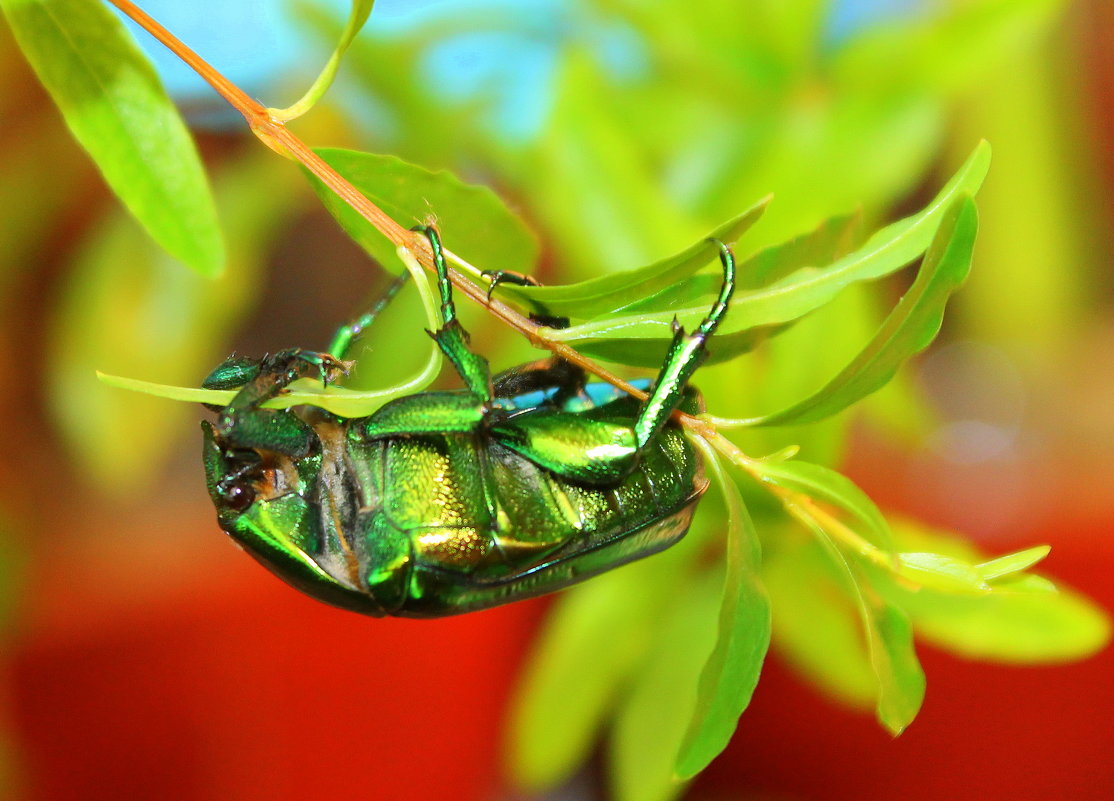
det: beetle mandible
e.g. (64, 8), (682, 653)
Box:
(201, 226), (736, 617)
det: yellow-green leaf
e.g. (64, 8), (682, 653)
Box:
(1, 0), (224, 275)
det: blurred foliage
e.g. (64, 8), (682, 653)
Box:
(47, 152), (302, 493)
(1, 1), (1111, 800)
(0, 0), (224, 275)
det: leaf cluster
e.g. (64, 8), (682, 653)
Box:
(2, 2), (1108, 800)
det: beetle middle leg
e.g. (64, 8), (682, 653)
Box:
(485, 271), (588, 405)
(411, 224), (494, 402)
(327, 270), (411, 361)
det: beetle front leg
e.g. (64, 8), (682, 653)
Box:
(632, 239), (736, 450)
(204, 349), (348, 457)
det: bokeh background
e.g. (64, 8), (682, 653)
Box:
(1, 0), (1112, 799)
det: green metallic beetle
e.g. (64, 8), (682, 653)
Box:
(201, 227), (736, 617)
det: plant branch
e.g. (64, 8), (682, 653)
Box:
(701, 430), (893, 570)
(107, 1), (895, 576)
(104, 0), (657, 409)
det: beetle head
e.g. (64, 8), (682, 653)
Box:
(201, 419), (389, 616)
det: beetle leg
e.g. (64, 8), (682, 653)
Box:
(327, 270), (411, 361)
(484, 271), (584, 403)
(482, 270), (570, 330)
(211, 349), (348, 457)
(492, 357), (587, 406)
(631, 239), (735, 450)
(412, 225), (494, 402)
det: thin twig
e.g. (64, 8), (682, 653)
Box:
(104, 1), (908, 578)
(105, 0), (665, 414)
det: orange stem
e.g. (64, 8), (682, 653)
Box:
(104, 0), (672, 415)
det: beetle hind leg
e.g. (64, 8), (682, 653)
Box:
(632, 239), (735, 449)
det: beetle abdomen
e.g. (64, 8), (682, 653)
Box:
(361, 422), (706, 617)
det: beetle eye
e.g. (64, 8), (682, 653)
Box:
(221, 483), (255, 512)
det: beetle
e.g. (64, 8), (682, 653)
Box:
(201, 226), (736, 617)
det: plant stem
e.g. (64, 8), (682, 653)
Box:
(700, 430), (891, 567)
(108, 1), (895, 573)
(104, 0), (655, 407)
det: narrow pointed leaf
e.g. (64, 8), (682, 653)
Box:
(880, 521), (1108, 664)
(271, 0), (375, 120)
(807, 521), (924, 734)
(98, 245), (445, 419)
(910, 577), (1111, 664)
(897, 552), (990, 594)
(675, 443), (770, 779)
(763, 538), (877, 708)
(567, 211), (861, 367)
(493, 196), (770, 317)
(757, 459), (894, 553)
(614, 211), (862, 318)
(548, 142), (990, 349)
(868, 598), (925, 735)
(978, 545), (1051, 581)
(735, 211), (864, 290)
(96, 370), (441, 418)
(308, 148), (538, 279)
(1, 0), (224, 275)
(742, 195), (978, 426)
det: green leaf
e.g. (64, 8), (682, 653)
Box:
(896, 552), (990, 594)
(271, 0), (375, 120)
(909, 580), (1110, 664)
(0, 0), (224, 275)
(96, 370), (437, 418)
(893, 544), (1050, 597)
(50, 155), (289, 492)
(868, 596), (925, 735)
(675, 443), (771, 779)
(609, 573), (721, 801)
(508, 540), (696, 793)
(612, 214), (862, 320)
(755, 459), (894, 553)
(548, 142), (990, 354)
(806, 520), (925, 734)
(734, 211), (864, 291)
(308, 148), (538, 279)
(739, 195), (978, 426)
(763, 537), (877, 708)
(978, 545), (1051, 581)
(97, 243), (445, 420)
(883, 520), (1110, 664)
(492, 197), (770, 317)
